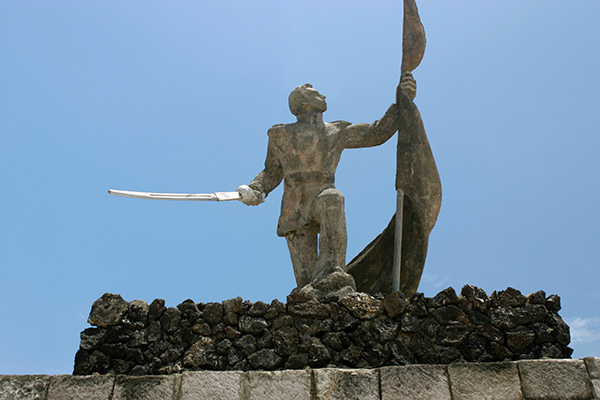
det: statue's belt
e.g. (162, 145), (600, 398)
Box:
(285, 171), (335, 185)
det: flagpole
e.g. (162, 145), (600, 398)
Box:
(394, 0), (426, 293)
(392, 189), (404, 292)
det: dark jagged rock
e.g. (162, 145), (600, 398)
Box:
(75, 286), (573, 375)
(339, 292), (383, 319)
(266, 299), (286, 319)
(432, 305), (465, 324)
(123, 300), (149, 330)
(388, 339), (415, 364)
(288, 299), (330, 319)
(547, 313), (571, 345)
(146, 321), (162, 342)
(368, 318), (399, 343)
(160, 308), (181, 334)
(202, 303), (224, 327)
(177, 300), (201, 324)
(383, 291), (408, 319)
(469, 311), (491, 326)
(191, 321), (210, 337)
(337, 345), (364, 367)
(493, 287), (527, 307)
(223, 312), (238, 326)
(459, 332), (486, 362)
(407, 293), (428, 317)
(532, 322), (554, 344)
(295, 318), (333, 336)
(322, 331), (350, 351)
(298, 265), (357, 303)
(223, 297), (242, 314)
(460, 285), (489, 312)
(238, 316), (268, 335)
(248, 349), (283, 370)
(148, 299), (166, 322)
(247, 301), (270, 317)
(506, 328), (536, 352)
(527, 290), (546, 304)
(73, 350), (91, 375)
(234, 335), (257, 356)
(105, 326), (130, 344)
(88, 293), (129, 328)
(546, 294), (562, 311)
(308, 338), (331, 368)
(285, 353), (308, 369)
(80, 328), (105, 350)
(429, 287), (458, 307)
(491, 307), (519, 330)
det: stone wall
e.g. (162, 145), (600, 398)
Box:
(2, 358), (600, 400)
(73, 286), (572, 375)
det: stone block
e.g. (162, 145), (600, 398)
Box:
(448, 362), (522, 400)
(585, 357), (600, 379)
(593, 380), (600, 400)
(180, 371), (242, 400)
(314, 368), (378, 400)
(247, 370), (311, 400)
(112, 375), (179, 400)
(519, 359), (594, 399)
(0, 375), (51, 400)
(381, 365), (451, 400)
(585, 357), (600, 399)
(47, 375), (115, 400)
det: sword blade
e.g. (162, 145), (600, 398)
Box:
(108, 189), (241, 202)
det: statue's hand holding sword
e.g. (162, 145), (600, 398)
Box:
(108, 185), (265, 205)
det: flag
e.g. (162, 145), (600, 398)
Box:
(346, 0), (441, 296)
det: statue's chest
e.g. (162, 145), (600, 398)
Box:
(283, 128), (338, 156)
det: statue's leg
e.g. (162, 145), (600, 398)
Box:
(285, 223), (318, 287)
(313, 188), (347, 279)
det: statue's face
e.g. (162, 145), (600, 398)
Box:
(304, 87), (327, 113)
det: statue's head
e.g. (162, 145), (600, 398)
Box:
(288, 83), (327, 116)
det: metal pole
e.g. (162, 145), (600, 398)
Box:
(392, 188), (404, 292)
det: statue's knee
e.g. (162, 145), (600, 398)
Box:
(320, 188), (344, 207)
(316, 189), (345, 215)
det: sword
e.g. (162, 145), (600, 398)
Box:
(108, 189), (242, 202)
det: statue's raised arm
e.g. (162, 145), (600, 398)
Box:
(342, 73), (417, 150)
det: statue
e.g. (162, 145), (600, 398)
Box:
(236, 76), (418, 292)
(109, 0), (441, 298)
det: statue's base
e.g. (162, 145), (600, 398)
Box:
(74, 286), (572, 376)
(7, 359), (600, 400)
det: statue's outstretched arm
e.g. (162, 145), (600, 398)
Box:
(239, 136), (283, 206)
(342, 104), (399, 149)
(342, 73), (417, 149)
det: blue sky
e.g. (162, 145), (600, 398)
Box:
(1, 1), (599, 374)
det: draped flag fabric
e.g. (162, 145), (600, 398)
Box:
(347, 0), (441, 296)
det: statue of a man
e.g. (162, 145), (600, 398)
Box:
(238, 74), (417, 288)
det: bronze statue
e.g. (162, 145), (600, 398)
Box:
(109, 0), (441, 298)
(237, 76), (418, 290)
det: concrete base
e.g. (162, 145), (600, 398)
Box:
(1, 358), (599, 400)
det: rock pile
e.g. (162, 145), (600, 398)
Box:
(73, 286), (572, 375)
